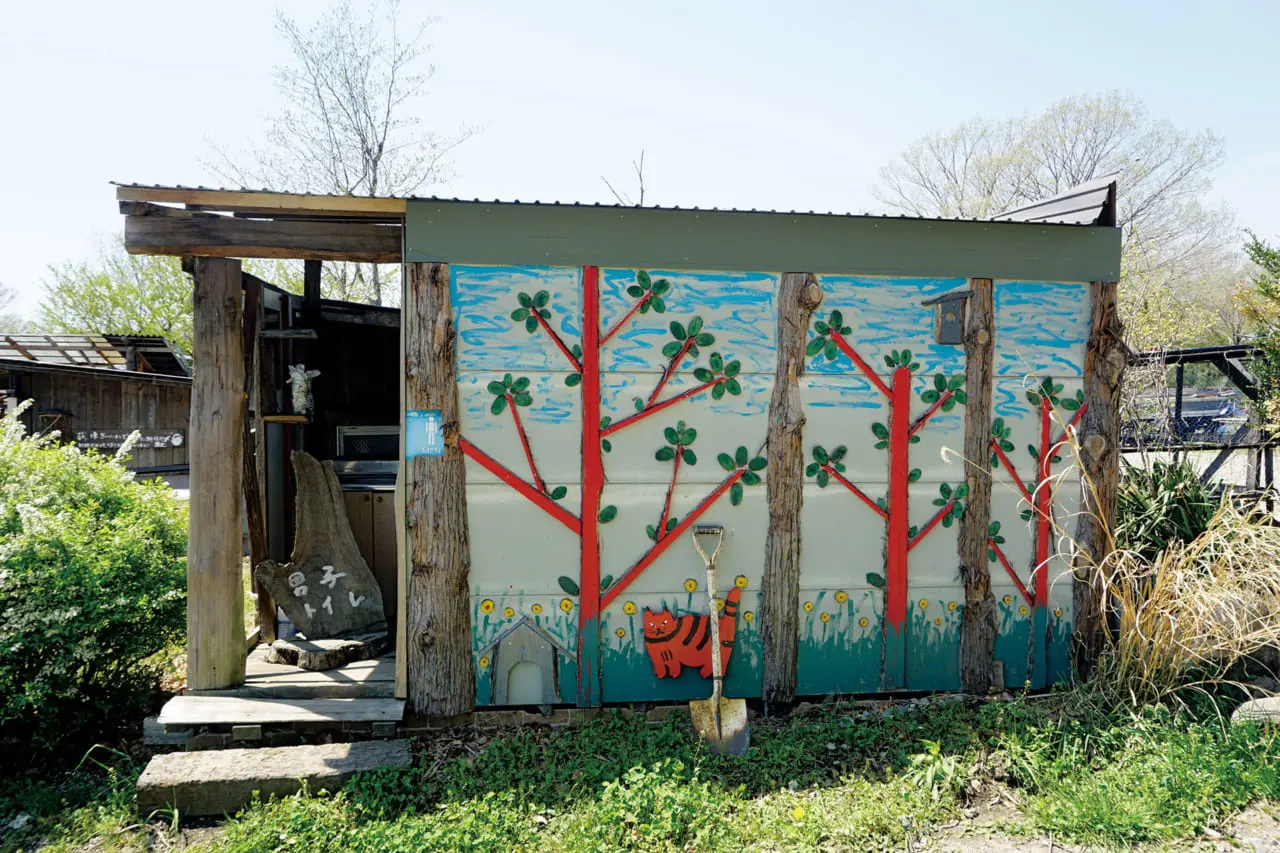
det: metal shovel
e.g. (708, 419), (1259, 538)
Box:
(688, 524), (750, 755)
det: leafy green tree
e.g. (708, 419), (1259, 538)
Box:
(1239, 232), (1280, 428)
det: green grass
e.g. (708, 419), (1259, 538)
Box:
(5, 697), (1280, 852)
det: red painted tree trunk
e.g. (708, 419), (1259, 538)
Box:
(884, 366), (912, 688)
(578, 266), (603, 706)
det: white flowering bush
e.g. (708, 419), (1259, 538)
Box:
(0, 403), (187, 756)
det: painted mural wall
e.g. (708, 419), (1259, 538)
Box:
(434, 264), (1089, 708)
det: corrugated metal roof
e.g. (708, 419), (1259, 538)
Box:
(113, 180), (1119, 228)
(991, 174), (1118, 226)
(0, 334), (189, 377)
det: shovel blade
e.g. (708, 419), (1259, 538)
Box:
(689, 697), (750, 755)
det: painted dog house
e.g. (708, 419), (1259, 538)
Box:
(116, 178), (1122, 716)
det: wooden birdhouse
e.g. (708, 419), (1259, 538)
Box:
(920, 290), (973, 345)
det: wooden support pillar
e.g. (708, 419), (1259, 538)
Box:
(958, 279), (996, 693)
(187, 257), (246, 689)
(303, 260), (322, 325)
(1071, 281), (1124, 678)
(761, 272), (823, 709)
(241, 276), (275, 643)
(404, 262), (475, 716)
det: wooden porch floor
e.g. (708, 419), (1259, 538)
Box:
(192, 645), (397, 700)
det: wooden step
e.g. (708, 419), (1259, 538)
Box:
(157, 696), (404, 729)
(191, 648), (396, 699)
(137, 740), (412, 817)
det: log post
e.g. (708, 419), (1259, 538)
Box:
(1072, 281), (1124, 677)
(187, 257), (246, 689)
(405, 262), (475, 716)
(958, 278), (996, 693)
(761, 272), (823, 709)
(241, 275), (275, 643)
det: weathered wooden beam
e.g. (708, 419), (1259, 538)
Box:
(259, 328), (318, 340)
(188, 257), (246, 690)
(405, 262), (475, 716)
(119, 200), (222, 219)
(241, 277), (275, 644)
(116, 184), (407, 217)
(958, 279), (996, 694)
(124, 215), (402, 263)
(760, 272), (822, 709)
(1072, 281), (1124, 678)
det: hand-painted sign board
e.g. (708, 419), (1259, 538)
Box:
(405, 410), (444, 457)
(76, 429), (185, 449)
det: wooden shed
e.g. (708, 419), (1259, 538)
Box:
(116, 178), (1123, 722)
(0, 334), (191, 472)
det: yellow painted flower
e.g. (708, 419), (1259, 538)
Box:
(560, 598), (574, 613)
(531, 603), (543, 615)
(623, 601), (637, 615)
(714, 598), (725, 612)
(835, 590), (848, 603)
(480, 599), (495, 614)
(1002, 595), (1013, 605)
(615, 628), (626, 638)
(478, 656), (490, 669)
(934, 617), (943, 626)
(503, 607), (515, 618)
(803, 601), (814, 612)
(1019, 605), (1029, 616)
(684, 578), (698, 593)
(948, 601), (958, 611)
(820, 612), (830, 623)
(1053, 607), (1063, 618)
(860, 617), (871, 627)
(735, 575), (749, 589)
(744, 611), (755, 622)
(919, 599), (929, 610)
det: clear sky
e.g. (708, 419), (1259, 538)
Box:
(2, 0), (1278, 319)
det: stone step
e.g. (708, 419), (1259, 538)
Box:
(1233, 697), (1280, 724)
(136, 740), (412, 817)
(157, 696), (404, 729)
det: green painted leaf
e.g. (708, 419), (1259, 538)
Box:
(719, 453), (737, 471)
(710, 352), (724, 372)
(954, 483), (969, 499)
(871, 422), (889, 440)
(908, 468), (922, 483)
(656, 446), (676, 462)
(733, 447), (748, 468)
(824, 341), (838, 361)
(712, 383), (726, 400)
(599, 505), (618, 523)
(829, 309), (843, 328)
(989, 520), (1001, 535)
(518, 292), (533, 308)
(651, 297), (666, 313)
(487, 381), (506, 395)
(1052, 455), (1062, 464)
(602, 439), (612, 453)
(627, 285), (645, 298)
(504, 373), (514, 387)
(639, 300), (651, 314)
(908, 525), (919, 539)
(681, 427), (697, 445)
(511, 377), (531, 392)
(666, 517), (679, 531)
(841, 326), (852, 335)
(953, 390), (968, 404)
(600, 416), (612, 428)
(725, 378), (742, 395)
(572, 344), (583, 358)
(695, 333), (715, 347)
(805, 462), (819, 477)
(661, 341), (682, 358)
(490, 396), (507, 415)
(988, 548), (997, 561)
(941, 398), (956, 412)
(909, 434), (921, 444)
(550, 485), (568, 500)
(533, 290), (550, 308)
(948, 375), (965, 391)
(942, 515), (953, 528)
(866, 572), (886, 588)
(633, 397), (645, 411)
(992, 417), (1005, 434)
(511, 308), (529, 322)
(991, 453), (1000, 468)
(670, 321), (687, 341)
(812, 445), (829, 463)
(874, 440), (888, 450)
(921, 389), (940, 404)
(682, 448), (697, 465)
(1061, 398), (1080, 411)
(934, 373), (947, 392)
(725, 360), (741, 377)
(539, 309), (551, 320)
(830, 445), (847, 461)
(1001, 440), (1015, 453)
(884, 354), (895, 368)
(558, 576), (580, 596)
(601, 575), (614, 590)
(749, 456), (767, 471)
(901, 349), (912, 364)
(730, 482), (744, 506)
(687, 316), (704, 336)
(565, 373), (582, 387)
(513, 393), (533, 407)
(637, 270), (652, 289)
(1026, 390), (1041, 407)
(816, 469), (829, 488)
(933, 498), (946, 506)
(1020, 508), (1034, 521)
(1028, 444), (1039, 460)
(693, 367), (714, 382)
(814, 320), (830, 334)
(908, 363), (920, 372)
(741, 470), (760, 486)
(653, 278), (670, 295)
(525, 316), (539, 333)
(663, 427), (680, 445)
(646, 524), (658, 541)
(940, 482), (952, 498)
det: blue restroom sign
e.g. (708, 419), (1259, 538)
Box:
(406, 410), (445, 457)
